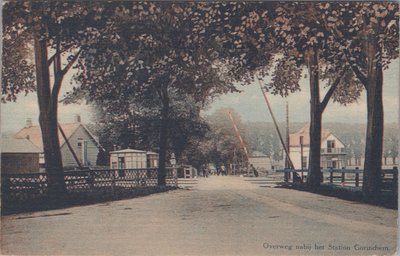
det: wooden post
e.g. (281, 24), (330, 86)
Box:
(88, 170), (94, 191)
(393, 167), (398, 183)
(284, 169), (289, 182)
(355, 167), (359, 187)
(393, 167), (398, 192)
(111, 170), (116, 193)
(320, 168), (323, 183)
(355, 173), (359, 187)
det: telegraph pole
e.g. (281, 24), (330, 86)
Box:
(286, 102), (290, 169)
(285, 101), (291, 181)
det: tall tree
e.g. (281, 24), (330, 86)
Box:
(2, 1), (111, 195)
(322, 2), (399, 197)
(67, 2), (237, 186)
(268, 3), (362, 188)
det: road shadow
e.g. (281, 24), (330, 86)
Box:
(275, 183), (397, 210)
(1, 186), (176, 216)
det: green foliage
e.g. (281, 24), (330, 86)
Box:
(195, 108), (248, 169)
(2, 32), (35, 102)
(266, 2), (363, 104)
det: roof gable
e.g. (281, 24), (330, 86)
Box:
(1, 138), (41, 153)
(289, 123), (331, 147)
(15, 123), (102, 151)
(321, 133), (346, 147)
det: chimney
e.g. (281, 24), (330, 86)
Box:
(25, 118), (32, 128)
(74, 114), (81, 123)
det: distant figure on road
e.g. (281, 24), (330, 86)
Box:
(250, 164), (259, 177)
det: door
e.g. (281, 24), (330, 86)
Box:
(82, 140), (88, 165)
(118, 157), (125, 177)
(118, 157), (125, 169)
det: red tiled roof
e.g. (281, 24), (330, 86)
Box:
(15, 123), (82, 151)
(289, 123), (331, 147)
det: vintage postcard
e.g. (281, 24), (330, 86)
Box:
(1, 2), (398, 255)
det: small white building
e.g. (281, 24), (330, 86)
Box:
(110, 149), (147, 169)
(289, 124), (347, 170)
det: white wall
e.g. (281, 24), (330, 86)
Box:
(321, 134), (345, 149)
(61, 126), (99, 167)
(289, 146), (310, 170)
(110, 152), (147, 169)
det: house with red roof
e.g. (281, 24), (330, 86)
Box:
(289, 124), (347, 170)
(15, 116), (103, 169)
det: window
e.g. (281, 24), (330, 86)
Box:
(327, 140), (335, 148)
(299, 136), (304, 145)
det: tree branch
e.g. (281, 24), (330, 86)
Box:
(48, 53), (56, 66)
(342, 49), (368, 87)
(48, 48), (68, 66)
(320, 69), (345, 112)
(61, 48), (82, 76)
(51, 39), (63, 103)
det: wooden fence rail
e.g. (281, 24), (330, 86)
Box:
(2, 168), (178, 202)
(276, 167), (398, 193)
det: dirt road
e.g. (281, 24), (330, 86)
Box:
(1, 176), (397, 255)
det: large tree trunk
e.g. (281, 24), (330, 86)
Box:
(34, 31), (65, 197)
(158, 89), (169, 187)
(362, 39), (384, 198)
(306, 47), (322, 189)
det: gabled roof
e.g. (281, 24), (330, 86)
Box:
(1, 138), (41, 153)
(15, 123), (103, 151)
(110, 149), (147, 154)
(289, 123), (332, 147)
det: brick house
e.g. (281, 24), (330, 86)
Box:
(1, 138), (41, 174)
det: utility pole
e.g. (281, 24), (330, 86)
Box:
(300, 135), (304, 180)
(286, 101), (290, 169)
(285, 101), (291, 181)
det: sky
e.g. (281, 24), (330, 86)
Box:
(1, 59), (399, 134)
(206, 59), (399, 124)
